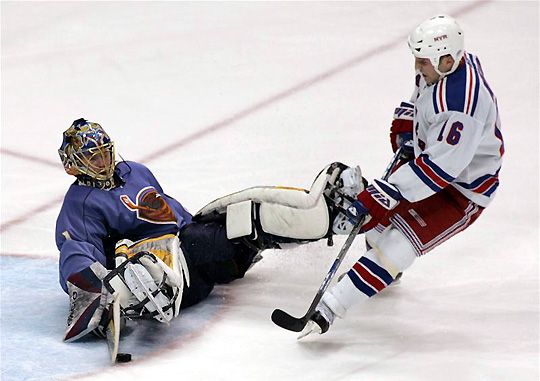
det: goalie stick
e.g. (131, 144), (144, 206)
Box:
(104, 255), (133, 364)
(271, 147), (404, 332)
(105, 293), (122, 363)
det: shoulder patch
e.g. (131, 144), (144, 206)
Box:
(120, 186), (177, 225)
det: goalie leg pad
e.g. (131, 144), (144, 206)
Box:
(226, 200), (255, 239)
(123, 261), (174, 323)
(197, 162), (366, 243)
(104, 251), (183, 323)
(223, 194), (330, 242)
(218, 193), (332, 243)
(112, 235), (189, 319)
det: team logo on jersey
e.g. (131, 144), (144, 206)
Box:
(120, 186), (177, 225)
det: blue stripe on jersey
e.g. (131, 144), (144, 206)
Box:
(409, 161), (443, 192)
(432, 54), (484, 117)
(456, 170), (500, 196)
(432, 81), (440, 114)
(472, 54), (495, 101)
(443, 60), (467, 113)
(373, 179), (403, 200)
(457, 173), (493, 189)
(347, 270), (377, 297)
(421, 154), (455, 183)
(456, 179), (499, 196)
(467, 56), (481, 116)
(359, 257), (393, 285)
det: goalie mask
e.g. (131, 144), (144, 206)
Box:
(58, 118), (116, 181)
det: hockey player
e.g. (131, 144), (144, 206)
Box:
(57, 118), (265, 341)
(299, 15), (504, 336)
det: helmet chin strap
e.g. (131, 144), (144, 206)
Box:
(431, 52), (463, 78)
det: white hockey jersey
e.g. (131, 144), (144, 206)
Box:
(389, 52), (504, 208)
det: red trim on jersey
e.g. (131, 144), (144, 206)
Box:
(465, 65), (474, 114)
(438, 80), (445, 112)
(473, 176), (498, 194)
(416, 156), (449, 189)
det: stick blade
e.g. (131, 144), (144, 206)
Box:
(271, 309), (308, 332)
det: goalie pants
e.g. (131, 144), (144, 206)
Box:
(178, 221), (258, 308)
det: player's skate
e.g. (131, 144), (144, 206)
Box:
(297, 300), (336, 339)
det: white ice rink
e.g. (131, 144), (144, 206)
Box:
(1, 1), (538, 380)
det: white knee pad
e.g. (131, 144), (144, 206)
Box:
(367, 227), (416, 277)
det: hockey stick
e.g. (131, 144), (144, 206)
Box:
(103, 255), (133, 363)
(271, 147), (403, 332)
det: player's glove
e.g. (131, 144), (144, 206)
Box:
(390, 101), (415, 162)
(346, 179), (402, 232)
(104, 251), (184, 323)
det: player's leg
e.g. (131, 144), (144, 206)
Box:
(179, 221), (258, 280)
(306, 186), (484, 335)
(310, 227), (416, 333)
(194, 162), (366, 250)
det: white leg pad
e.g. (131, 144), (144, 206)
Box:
(226, 200), (254, 239)
(259, 196), (329, 239)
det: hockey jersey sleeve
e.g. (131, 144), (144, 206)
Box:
(56, 189), (109, 293)
(388, 111), (484, 202)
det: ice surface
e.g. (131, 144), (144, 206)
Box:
(1, 2), (538, 380)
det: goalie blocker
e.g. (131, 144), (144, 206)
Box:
(194, 162), (367, 249)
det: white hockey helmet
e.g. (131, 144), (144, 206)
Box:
(408, 15), (465, 76)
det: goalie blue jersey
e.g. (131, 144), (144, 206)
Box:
(55, 161), (192, 292)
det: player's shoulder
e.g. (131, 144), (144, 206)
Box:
(57, 181), (96, 228)
(431, 52), (493, 117)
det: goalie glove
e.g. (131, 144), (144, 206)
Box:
(347, 179), (402, 232)
(103, 250), (185, 323)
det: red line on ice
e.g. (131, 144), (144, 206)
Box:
(0, 0), (492, 240)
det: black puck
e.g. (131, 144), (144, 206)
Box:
(116, 352), (132, 363)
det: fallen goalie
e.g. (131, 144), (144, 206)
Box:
(56, 118), (365, 361)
